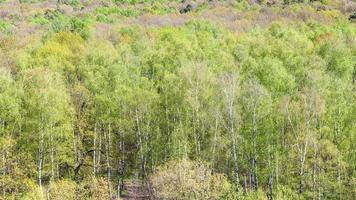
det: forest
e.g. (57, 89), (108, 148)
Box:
(0, 0), (355, 199)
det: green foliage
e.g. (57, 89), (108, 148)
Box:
(29, 31), (85, 83)
(0, 68), (20, 126)
(0, 20), (12, 34)
(46, 10), (71, 32)
(143, 2), (177, 15)
(113, 0), (173, 4)
(77, 176), (113, 200)
(0, 1), (355, 199)
(31, 11), (91, 39)
(18, 68), (74, 181)
(48, 179), (76, 200)
(150, 160), (237, 200)
(274, 185), (299, 200)
(234, 1), (261, 12)
(242, 189), (268, 200)
(68, 0), (81, 7)
(21, 182), (44, 200)
(95, 7), (140, 20)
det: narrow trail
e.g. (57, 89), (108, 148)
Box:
(121, 180), (151, 200)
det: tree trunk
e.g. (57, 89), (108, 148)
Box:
(106, 122), (112, 199)
(98, 129), (102, 173)
(135, 109), (146, 179)
(38, 115), (45, 190)
(93, 123), (97, 176)
(221, 72), (241, 197)
(1, 119), (6, 199)
(297, 139), (308, 195)
(118, 129), (125, 196)
(38, 131), (44, 190)
(2, 147), (6, 199)
(252, 106), (258, 191)
(211, 117), (218, 167)
(228, 103), (240, 189)
(50, 125), (55, 182)
(312, 142), (317, 200)
(268, 175), (273, 200)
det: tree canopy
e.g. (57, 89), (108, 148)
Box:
(0, 0), (355, 199)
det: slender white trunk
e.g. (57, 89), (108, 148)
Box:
(192, 113), (198, 158)
(196, 101), (201, 158)
(93, 123), (97, 176)
(229, 103), (240, 189)
(106, 122), (112, 199)
(297, 138), (308, 194)
(98, 128), (102, 173)
(276, 151), (279, 184)
(38, 115), (45, 190)
(135, 109), (146, 179)
(221, 73), (240, 198)
(1, 119), (6, 199)
(252, 106), (258, 190)
(38, 131), (44, 189)
(184, 142), (188, 159)
(211, 117), (218, 167)
(165, 92), (170, 161)
(336, 112), (342, 200)
(50, 126), (54, 182)
(312, 142), (317, 200)
(2, 148), (6, 199)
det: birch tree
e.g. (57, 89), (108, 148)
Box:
(219, 71), (241, 193)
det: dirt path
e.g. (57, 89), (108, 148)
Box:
(121, 180), (150, 200)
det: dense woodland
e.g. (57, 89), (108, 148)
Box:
(0, 0), (355, 199)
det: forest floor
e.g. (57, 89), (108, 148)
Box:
(121, 180), (150, 200)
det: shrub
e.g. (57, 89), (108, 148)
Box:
(242, 189), (268, 200)
(150, 159), (237, 200)
(48, 179), (76, 200)
(95, 7), (140, 18)
(274, 185), (299, 200)
(69, 17), (91, 39)
(78, 176), (113, 200)
(143, 2), (177, 15)
(21, 181), (45, 200)
(0, 20), (12, 34)
(31, 10), (90, 39)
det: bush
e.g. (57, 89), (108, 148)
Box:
(143, 2), (177, 15)
(274, 185), (299, 200)
(95, 7), (140, 18)
(69, 17), (91, 39)
(78, 176), (113, 200)
(31, 10), (90, 39)
(242, 189), (268, 200)
(0, 20), (12, 34)
(150, 159), (237, 200)
(21, 181), (45, 200)
(48, 179), (76, 200)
